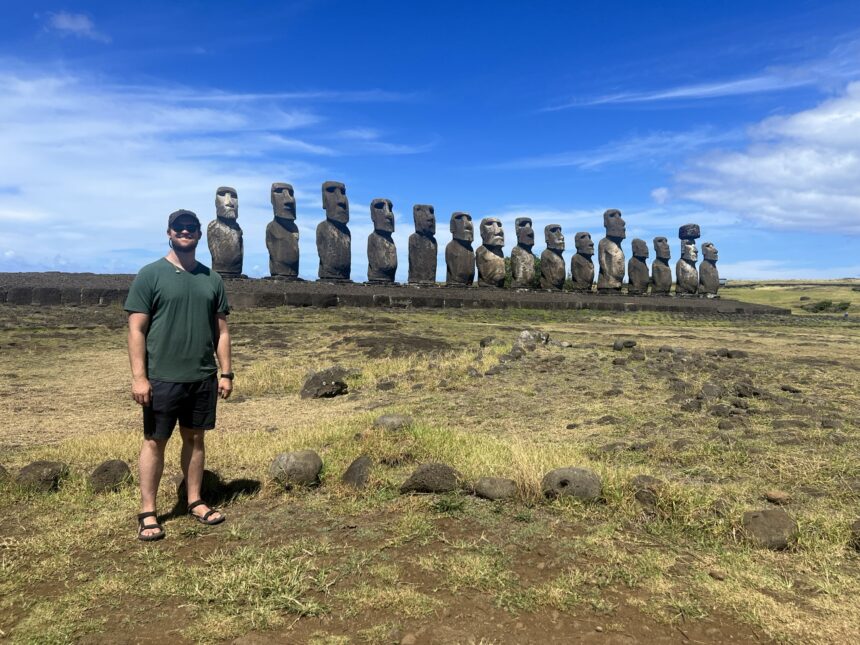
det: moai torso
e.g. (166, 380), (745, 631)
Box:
(699, 242), (720, 296)
(476, 245), (505, 287)
(266, 218), (299, 278)
(597, 238), (625, 291)
(627, 256), (650, 294)
(676, 259), (698, 294)
(367, 232), (397, 283)
(408, 234), (437, 284)
(652, 261), (672, 294)
(540, 249), (565, 290)
(445, 240), (475, 286)
(570, 254), (594, 291)
(208, 186), (243, 277)
(510, 245), (535, 288)
(317, 220), (351, 281)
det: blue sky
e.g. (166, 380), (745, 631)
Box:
(1, 0), (859, 280)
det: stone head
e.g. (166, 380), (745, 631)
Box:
(413, 204), (436, 236)
(322, 181), (349, 224)
(215, 186), (238, 221)
(702, 242), (718, 262)
(545, 224), (565, 251)
(450, 212), (474, 242)
(681, 240), (698, 262)
(632, 238), (649, 259)
(603, 209), (626, 239)
(270, 183), (296, 220)
(515, 217), (534, 246)
(480, 217), (504, 247)
(575, 232), (594, 255)
(371, 198), (395, 234)
(654, 236), (670, 260)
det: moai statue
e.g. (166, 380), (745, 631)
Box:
(699, 242), (720, 297)
(367, 198), (397, 284)
(570, 232), (595, 291)
(408, 204), (437, 285)
(316, 181), (351, 282)
(651, 237), (672, 295)
(510, 217), (536, 288)
(540, 224), (565, 290)
(627, 238), (650, 295)
(445, 212), (475, 286)
(475, 217), (505, 288)
(208, 186), (244, 278)
(675, 223), (700, 295)
(265, 183), (300, 279)
(597, 209), (625, 292)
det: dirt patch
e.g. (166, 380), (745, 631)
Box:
(330, 332), (454, 358)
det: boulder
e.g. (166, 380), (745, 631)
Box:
(698, 382), (723, 400)
(300, 367), (349, 399)
(473, 477), (517, 501)
(726, 350), (748, 359)
(479, 336), (497, 348)
(341, 455), (372, 489)
(270, 450), (323, 488)
(735, 382), (763, 398)
(741, 509), (798, 550)
(612, 338), (636, 351)
(400, 463), (461, 494)
(541, 467), (602, 501)
(88, 459), (131, 493)
(373, 414), (414, 432)
(17, 460), (68, 492)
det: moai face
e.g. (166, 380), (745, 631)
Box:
(215, 186), (238, 221)
(450, 212), (474, 242)
(702, 242), (718, 262)
(480, 217), (504, 246)
(681, 240), (698, 262)
(515, 217), (534, 246)
(545, 224), (565, 251)
(322, 181), (349, 224)
(413, 204), (436, 236)
(575, 232), (594, 255)
(271, 183), (296, 220)
(632, 238), (649, 259)
(603, 209), (626, 239)
(654, 236), (670, 260)
(370, 198), (395, 233)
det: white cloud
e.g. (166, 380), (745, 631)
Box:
(677, 81), (860, 233)
(651, 187), (669, 204)
(42, 11), (111, 43)
(718, 259), (860, 280)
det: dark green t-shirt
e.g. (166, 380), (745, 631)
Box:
(124, 258), (231, 382)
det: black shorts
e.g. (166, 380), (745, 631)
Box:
(143, 375), (217, 440)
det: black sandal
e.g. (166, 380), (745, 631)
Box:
(137, 511), (165, 542)
(187, 499), (225, 525)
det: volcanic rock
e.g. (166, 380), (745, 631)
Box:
(742, 509), (798, 550)
(541, 467), (602, 501)
(17, 460), (68, 492)
(88, 459), (131, 493)
(341, 455), (372, 489)
(270, 450), (323, 488)
(400, 463), (461, 494)
(473, 477), (517, 501)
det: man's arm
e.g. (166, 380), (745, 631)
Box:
(128, 312), (151, 406)
(215, 313), (233, 399)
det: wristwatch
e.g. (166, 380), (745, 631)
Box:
(220, 372), (235, 380)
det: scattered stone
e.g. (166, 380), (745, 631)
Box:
(698, 382), (723, 400)
(680, 399), (703, 412)
(400, 463), (461, 494)
(341, 455), (372, 489)
(473, 476), (517, 501)
(604, 387), (623, 397)
(16, 460), (68, 492)
(717, 419), (737, 431)
(484, 366), (504, 376)
(565, 422), (579, 429)
(479, 336), (497, 348)
(659, 345), (675, 354)
(466, 367), (482, 378)
(671, 438), (694, 450)
(731, 398), (750, 410)
(88, 459), (131, 493)
(597, 441), (628, 454)
(735, 382), (763, 398)
(373, 414), (414, 432)
(821, 417), (842, 429)
(726, 350), (748, 359)
(850, 519), (860, 551)
(629, 349), (646, 361)
(764, 489), (791, 505)
(630, 474), (664, 508)
(516, 329), (549, 348)
(709, 404), (732, 418)
(773, 419), (809, 430)
(613, 338), (637, 351)
(712, 348), (730, 357)
(595, 415), (619, 425)
(780, 384), (802, 394)
(612, 357), (628, 366)
(300, 367), (349, 399)
(629, 440), (656, 453)
(773, 432), (803, 446)
(269, 450), (323, 488)
(742, 509), (798, 550)
(709, 569), (727, 581)
(376, 380), (396, 391)
(541, 467), (602, 502)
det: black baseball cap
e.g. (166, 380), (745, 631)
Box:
(168, 209), (201, 227)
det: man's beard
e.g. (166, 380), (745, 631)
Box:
(172, 238), (199, 253)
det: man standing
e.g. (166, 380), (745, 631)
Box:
(124, 209), (233, 541)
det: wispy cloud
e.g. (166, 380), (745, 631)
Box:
(545, 38), (860, 110)
(39, 11), (111, 43)
(495, 128), (738, 170)
(718, 259), (860, 280)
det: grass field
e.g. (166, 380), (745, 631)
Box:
(1, 282), (859, 644)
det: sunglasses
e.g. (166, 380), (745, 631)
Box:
(171, 222), (200, 233)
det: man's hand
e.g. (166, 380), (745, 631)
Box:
(218, 376), (233, 399)
(132, 376), (152, 406)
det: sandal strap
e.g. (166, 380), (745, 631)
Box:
(140, 522), (163, 531)
(202, 509), (219, 521)
(137, 511), (157, 521)
(187, 499), (206, 511)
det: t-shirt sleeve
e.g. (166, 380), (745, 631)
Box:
(215, 277), (231, 315)
(124, 270), (154, 314)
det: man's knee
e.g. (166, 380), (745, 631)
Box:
(141, 437), (168, 453)
(179, 426), (206, 444)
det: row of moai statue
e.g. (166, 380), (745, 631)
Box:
(206, 183), (721, 296)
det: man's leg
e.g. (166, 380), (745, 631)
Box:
(139, 437), (168, 538)
(179, 426), (223, 522)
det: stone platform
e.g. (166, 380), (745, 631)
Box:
(0, 273), (790, 315)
